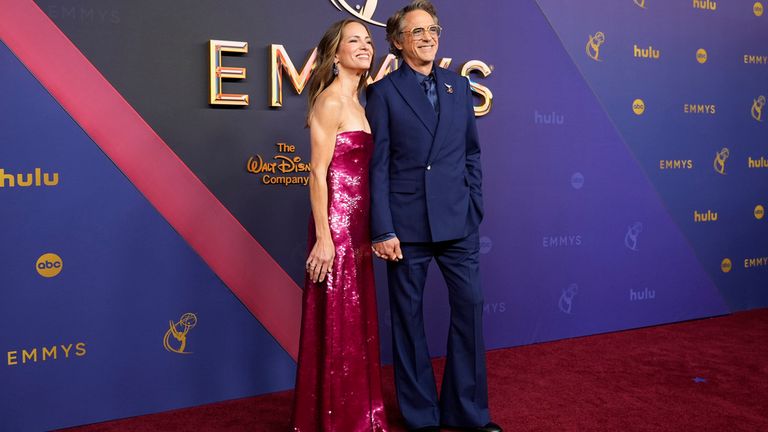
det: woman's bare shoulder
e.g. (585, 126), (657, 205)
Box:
(310, 89), (345, 131)
(315, 87), (346, 112)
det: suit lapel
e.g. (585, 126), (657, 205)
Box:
(426, 67), (457, 165)
(390, 65), (438, 136)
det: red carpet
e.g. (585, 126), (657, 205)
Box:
(61, 309), (768, 431)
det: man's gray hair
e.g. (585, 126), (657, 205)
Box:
(385, 0), (439, 57)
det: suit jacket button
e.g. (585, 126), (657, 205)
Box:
(426, 165), (431, 171)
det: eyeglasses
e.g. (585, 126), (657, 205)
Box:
(400, 24), (442, 39)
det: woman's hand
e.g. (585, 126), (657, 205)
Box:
(306, 237), (335, 283)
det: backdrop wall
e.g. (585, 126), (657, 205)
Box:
(1, 0), (766, 430)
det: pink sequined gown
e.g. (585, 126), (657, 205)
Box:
(291, 130), (389, 432)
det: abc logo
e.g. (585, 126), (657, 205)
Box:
(36, 253), (63, 278)
(571, 172), (585, 190)
(479, 236), (493, 254)
(696, 48), (708, 64)
(756, 204), (765, 220)
(755, 2), (764, 17)
(632, 99), (646, 115)
(720, 258), (732, 273)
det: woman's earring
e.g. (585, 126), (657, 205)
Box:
(333, 63), (339, 76)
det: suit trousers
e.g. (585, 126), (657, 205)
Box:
(386, 229), (490, 429)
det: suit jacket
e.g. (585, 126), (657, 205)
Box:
(366, 63), (484, 243)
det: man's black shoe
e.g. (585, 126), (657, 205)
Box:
(443, 422), (503, 432)
(409, 426), (440, 432)
(475, 422), (503, 432)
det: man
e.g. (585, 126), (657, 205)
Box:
(366, 2), (501, 431)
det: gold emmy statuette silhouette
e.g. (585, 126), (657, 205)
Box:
(752, 95), (765, 121)
(163, 313), (198, 354)
(330, 0), (384, 26)
(713, 148), (729, 175)
(586, 32), (605, 61)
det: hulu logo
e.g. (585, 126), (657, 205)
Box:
(0, 168), (59, 188)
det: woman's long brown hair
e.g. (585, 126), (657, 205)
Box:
(306, 19), (374, 125)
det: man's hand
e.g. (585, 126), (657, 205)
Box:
(372, 237), (403, 262)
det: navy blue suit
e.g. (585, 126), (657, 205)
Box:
(367, 63), (489, 429)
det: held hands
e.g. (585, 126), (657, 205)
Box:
(306, 238), (335, 283)
(372, 237), (403, 262)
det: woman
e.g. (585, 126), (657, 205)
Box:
(291, 19), (389, 432)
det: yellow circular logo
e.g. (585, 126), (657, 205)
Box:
(754, 2), (764, 16)
(755, 204), (765, 220)
(696, 49), (708, 64)
(36, 253), (63, 278)
(721, 258), (732, 273)
(632, 99), (646, 115)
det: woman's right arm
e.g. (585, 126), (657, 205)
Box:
(306, 95), (341, 283)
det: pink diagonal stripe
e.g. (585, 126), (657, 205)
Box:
(0, 0), (302, 360)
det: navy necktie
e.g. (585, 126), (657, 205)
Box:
(421, 74), (439, 114)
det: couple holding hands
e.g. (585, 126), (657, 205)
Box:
(291, 2), (500, 431)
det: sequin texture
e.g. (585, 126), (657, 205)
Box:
(291, 131), (389, 432)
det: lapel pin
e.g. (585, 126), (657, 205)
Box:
(444, 83), (454, 94)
